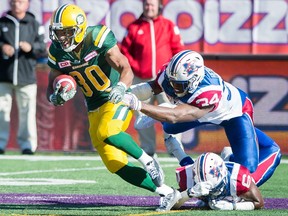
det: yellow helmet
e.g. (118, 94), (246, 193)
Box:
(49, 4), (87, 52)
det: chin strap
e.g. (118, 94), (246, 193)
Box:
(63, 43), (77, 52)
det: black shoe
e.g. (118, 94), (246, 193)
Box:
(22, 149), (34, 155)
(0, 149), (5, 154)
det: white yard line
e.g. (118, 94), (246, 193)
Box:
(0, 167), (105, 176)
(0, 155), (179, 163)
(0, 155), (287, 163)
(0, 178), (96, 186)
(0, 155), (103, 161)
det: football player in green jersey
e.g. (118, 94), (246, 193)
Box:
(46, 4), (180, 212)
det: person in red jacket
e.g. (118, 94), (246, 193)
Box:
(121, 0), (184, 157)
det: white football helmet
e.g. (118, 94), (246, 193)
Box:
(165, 50), (205, 97)
(193, 152), (228, 197)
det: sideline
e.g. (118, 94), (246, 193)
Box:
(0, 178), (96, 185)
(0, 166), (106, 176)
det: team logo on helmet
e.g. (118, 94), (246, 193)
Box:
(183, 61), (200, 75)
(209, 162), (224, 181)
(76, 14), (85, 25)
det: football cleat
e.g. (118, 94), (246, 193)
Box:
(156, 188), (181, 212)
(145, 158), (164, 187)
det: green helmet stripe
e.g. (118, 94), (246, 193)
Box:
(54, 4), (69, 23)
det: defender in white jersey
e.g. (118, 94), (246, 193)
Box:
(175, 152), (264, 210)
(122, 50), (281, 185)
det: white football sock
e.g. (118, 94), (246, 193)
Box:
(138, 150), (153, 166)
(155, 184), (174, 196)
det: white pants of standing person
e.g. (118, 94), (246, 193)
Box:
(133, 76), (182, 157)
(0, 83), (37, 154)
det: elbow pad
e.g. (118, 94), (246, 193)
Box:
(130, 82), (153, 101)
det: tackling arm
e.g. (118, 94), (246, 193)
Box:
(125, 76), (213, 123)
(141, 103), (213, 124)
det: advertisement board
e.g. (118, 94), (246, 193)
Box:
(1, 0), (288, 54)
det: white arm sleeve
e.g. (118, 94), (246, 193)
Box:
(234, 201), (255, 210)
(209, 200), (255, 210)
(130, 83), (153, 101)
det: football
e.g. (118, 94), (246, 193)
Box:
(53, 74), (77, 92)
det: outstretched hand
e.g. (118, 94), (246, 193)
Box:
(122, 93), (142, 111)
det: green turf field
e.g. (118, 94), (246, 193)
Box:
(0, 152), (287, 215)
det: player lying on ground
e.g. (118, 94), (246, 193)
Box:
(175, 152), (264, 210)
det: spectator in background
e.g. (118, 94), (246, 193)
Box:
(121, 0), (184, 157)
(0, 0), (46, 154)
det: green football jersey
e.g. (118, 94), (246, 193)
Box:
(47, 25), (120, 111)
